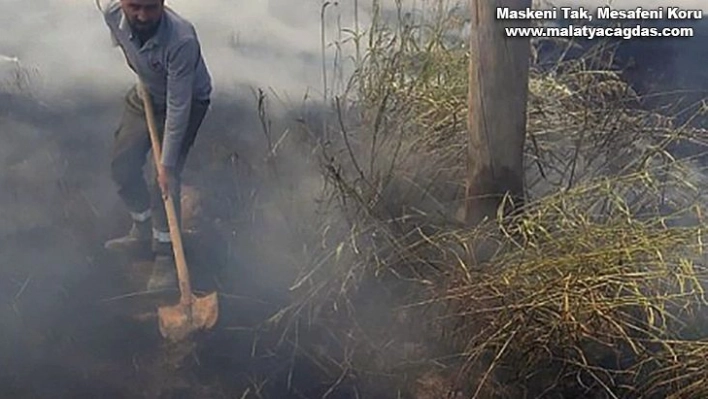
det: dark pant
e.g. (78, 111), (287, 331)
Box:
(110, 85), (209, 237)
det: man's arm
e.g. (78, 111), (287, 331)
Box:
(97, 0), (119, 16)
(109, 31), (120, 47)
(98, 0), (120, 47)
(161, 38), (199, 168)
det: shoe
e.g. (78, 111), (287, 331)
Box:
(105, 220), (152, 252)
(147, 255), (178, 291)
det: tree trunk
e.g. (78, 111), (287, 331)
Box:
(464, 0), (532, 226)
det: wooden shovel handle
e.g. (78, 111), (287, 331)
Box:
(138, 82), (193, 306)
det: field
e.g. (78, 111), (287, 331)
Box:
(2, 1), (708, 398)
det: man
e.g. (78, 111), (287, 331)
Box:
(100, 0), (212, 290)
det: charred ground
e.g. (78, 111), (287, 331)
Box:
(3, 7), (708, 399)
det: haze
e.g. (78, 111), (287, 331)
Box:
(1, 0), (706, 102)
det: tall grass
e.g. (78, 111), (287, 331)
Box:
(217, 1), (708, 397)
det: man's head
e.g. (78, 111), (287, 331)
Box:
(120, 0), (165, 36)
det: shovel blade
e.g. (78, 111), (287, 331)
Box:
(193, 291), (219, 329)
(157, 292), (219, 342)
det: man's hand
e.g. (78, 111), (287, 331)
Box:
(157, 164), (175, 199)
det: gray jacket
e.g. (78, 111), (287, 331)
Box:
(103, 1), (212, 167)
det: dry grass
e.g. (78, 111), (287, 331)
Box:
(426, 173), (708, 397)
(210, 1), (708, 397)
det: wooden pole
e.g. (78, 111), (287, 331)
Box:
(465, 0), (532, 226)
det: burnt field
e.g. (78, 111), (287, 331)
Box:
(3, 4), (708, 399)
(0, 91), (345, 398)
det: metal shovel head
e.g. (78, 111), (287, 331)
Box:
(157, 292), (219, 342)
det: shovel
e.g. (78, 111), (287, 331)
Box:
(137, 81), (219, 342)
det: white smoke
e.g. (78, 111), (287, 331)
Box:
(0, 0), (378, 105)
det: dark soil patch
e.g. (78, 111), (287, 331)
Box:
(0, 93), (346, 399)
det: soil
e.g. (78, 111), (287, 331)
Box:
(0, 91), (348, 399)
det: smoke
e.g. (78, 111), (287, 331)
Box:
(0, 0), (376, 395)
(0, 0), (427, 392)
(2, 0), (707, 395)
(0, 0), (374, 285)
(0, 0), (384, 104)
